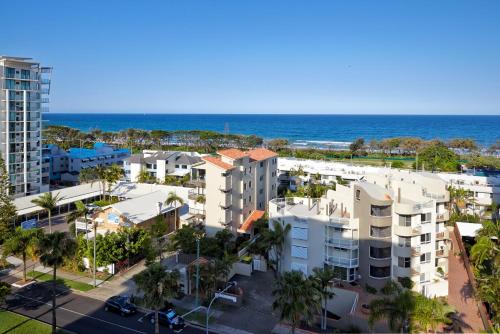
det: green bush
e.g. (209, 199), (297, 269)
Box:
(365, 284), (377, 294)
(391, 160), (405, 169)
(399, 277), (414, 289)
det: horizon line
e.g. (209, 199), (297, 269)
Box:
(47, 112), (500, 116)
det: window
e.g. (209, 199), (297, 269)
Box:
(399, 215), (412, 226)
(260, 162), (264, 167)
(291, 262), (307, 275)
(369, 265), (391, 278)
(371, 205), (391, 217)
(260, 175), (263, 181)
(370, 226), (391, 238)
(291, 245), (308, 259)
(420, 252), (431, 263)
(398, 236), (411, 247)
(370, 246), (391, 259)
(421, 213), (431, 223)
(249, 181), (252, 188)
(259, 188), (263, 194)
(355, 190), (361, 200)
(249, 196), (252, 202)
(398, 257), (411, 268)
(292, 227), (308, 240)
(420, 272), (430, 283)
(420, 233), (431, 244)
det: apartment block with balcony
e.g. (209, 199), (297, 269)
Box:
(0, 56), (51, 197)
(124, 150), (201, 183)
(269, 177), (450, 298)
(192, 148), (278, 235)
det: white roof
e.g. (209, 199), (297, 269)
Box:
(110, 190), (182, 225)
(15, 183), (103, 216)
(168, 170), (191, 177)
(456, 222), (483, 238)
(110, 182), (191, 203)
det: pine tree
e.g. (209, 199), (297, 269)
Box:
(0, 158), (17, 244)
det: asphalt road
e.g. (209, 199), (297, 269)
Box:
(2, 282), (213, 334)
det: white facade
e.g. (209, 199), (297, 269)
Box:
(0, 56), (51, 197)
(270, 175), (450, 298)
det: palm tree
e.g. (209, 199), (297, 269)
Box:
(133, 263), (179, 334)
(311, 267), (336, 331)
(37, 232), (77, 334)
(103, 164), (124, 200)
(272, 270), (321, 334)
(66, 200), (91, 239)
(214, 252), (238, 285)
(412, 295), (451, 333)
(165, 192), (184, 230)
(2, 227), (42, 282)
(31, 192), (61, 233)
(470, 236), (497, 269)
(368, 283), (415, 333)
(262, 220), (291, 276)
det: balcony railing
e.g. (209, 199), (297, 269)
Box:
(436, 211), (450, 221)
(411, 266), (421, 276)
(436, 230), (450, 240)
(325, 256), (359, 268)
(411, 246), (421, 257)
(325, 238), (359, 249)
(436, 249), (449, 257)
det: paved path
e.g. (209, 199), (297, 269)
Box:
(447, 231), (484, 333)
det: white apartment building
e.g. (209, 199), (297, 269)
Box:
(0, 56), (51, 197)
(124, 150), (201, 183)
(269, 175), (451, 298)
(277, 157), (499, 215)
(191, 148), (278, 235)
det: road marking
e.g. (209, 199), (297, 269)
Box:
(14, 293), (147, 334)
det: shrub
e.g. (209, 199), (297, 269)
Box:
(399, 277), (414, 289)
(365, 284), (377, 294)
(391, 160), (405, 169)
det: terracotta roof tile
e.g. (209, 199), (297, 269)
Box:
(247, 148), (278, 161)
(202, 156), (234, 170)
(217, 148), (248, 160)
(238, 210), (265, 233)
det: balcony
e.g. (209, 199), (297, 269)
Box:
(325, 256), (359, 268)
(436, 248), (449, 258)
(411, 246), (421, 257)
(436, 211), (450, 222)
(436, 230), (450, 240)
(411, 266), (421, 277)
(395, 224), (422, 237)
(325, 238), (359, 249)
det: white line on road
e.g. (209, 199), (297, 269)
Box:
(14, 293), (147, 334)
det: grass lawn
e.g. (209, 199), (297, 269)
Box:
(0, 310), (68, 334)
(27, 271), (94, 292)
(176, 306), (214, 325)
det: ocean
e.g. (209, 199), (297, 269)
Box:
(44, 114), (499, 147)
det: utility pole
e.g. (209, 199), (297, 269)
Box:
(194, 231), (205, 307)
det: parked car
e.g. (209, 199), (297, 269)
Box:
(104, 296), (137, 316)
(146, 308), (185, 331)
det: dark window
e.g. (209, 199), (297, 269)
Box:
(398, 257), (411, 268)
(420, 233), (431, 244)
(355, 190), (361, 200)
(370, 246), (391, 259)
(369, 265), (391, 278)
(421, 213), (431, 223)
(371, 205), (391, 217)
(370, 226), (391, 238)
(420, 252), (431, 263)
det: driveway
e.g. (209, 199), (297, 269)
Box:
(215, 271), (279, 334)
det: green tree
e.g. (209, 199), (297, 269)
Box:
(470, 236), (497, 269)
(31, 192), (61, 233)
(0, 281), (10, 303)
(368, 283), (414, 332)
(417, 142), (459, 172)
(272, 271), (321, 334)
(412, 295), (451, 333)
(137, 168), (155, 183)
(133, 263), (179, 334)
(66, 200), (91, 238)
(0, 158), (16, 244)
(2, 227), (42, 282)
(103, 164), (124, 199)
(311, 267), (336, 331)
(37, 232), (77, 333)
(165, 192), (184, 230)
(349, 138), (365, 156)
(262, 220), (291, 275)
(214, 251), (238, 284)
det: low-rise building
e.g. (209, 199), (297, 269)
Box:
(191, 148), (278, 235)
(123, 150), (201, 182)
(269, 175), (451, 298)
(42, 142), (130, 184)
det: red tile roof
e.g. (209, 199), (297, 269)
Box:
(202, 156), (234, 170)
(238, 210), (265, 233)
(217, 148), (248, 160)
(247, 148), (278, 161)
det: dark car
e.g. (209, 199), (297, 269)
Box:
(104, 296), (137, 316)
(146, 308), (185, 331)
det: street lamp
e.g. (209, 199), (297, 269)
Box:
(93, 220), (98, 287)
(206, 281), (236, 334)
(193, 231), (205, 307)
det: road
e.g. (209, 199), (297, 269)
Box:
(2, 282), (214, 334)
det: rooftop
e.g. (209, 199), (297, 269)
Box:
(202, 156), (234, 170)
(217, 148), (248, 160)
(247, 148), (278, 161)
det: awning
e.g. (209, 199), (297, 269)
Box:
(456, 222), (483, 238)
(238, 210), (265, 234)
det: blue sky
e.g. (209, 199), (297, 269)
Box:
(3, 0), (500, 114)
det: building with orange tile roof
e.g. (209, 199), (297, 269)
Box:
(191, 147), (278, 235)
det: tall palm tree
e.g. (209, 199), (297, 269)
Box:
(2, 227), (42, 282)
(412, 295), (451, 333)
(37, 232), (77, 334)
(31, 192), (61, 233)
(133, 263), (179, 334)
(311, 267), (336, 331)
(470, 236), (497, 269)
(262, 220), (291, 276)
(103, 164), (124, 200)
(368, 283), (415, 333)
(66, 200), (91, 239)
(214, 252), (238, 285)
(272, 270), (321, 334)
(165, 192), (184, 230)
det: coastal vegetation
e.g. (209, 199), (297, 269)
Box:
(43, 125), (500, 171)
(0, 158), (16, 245)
